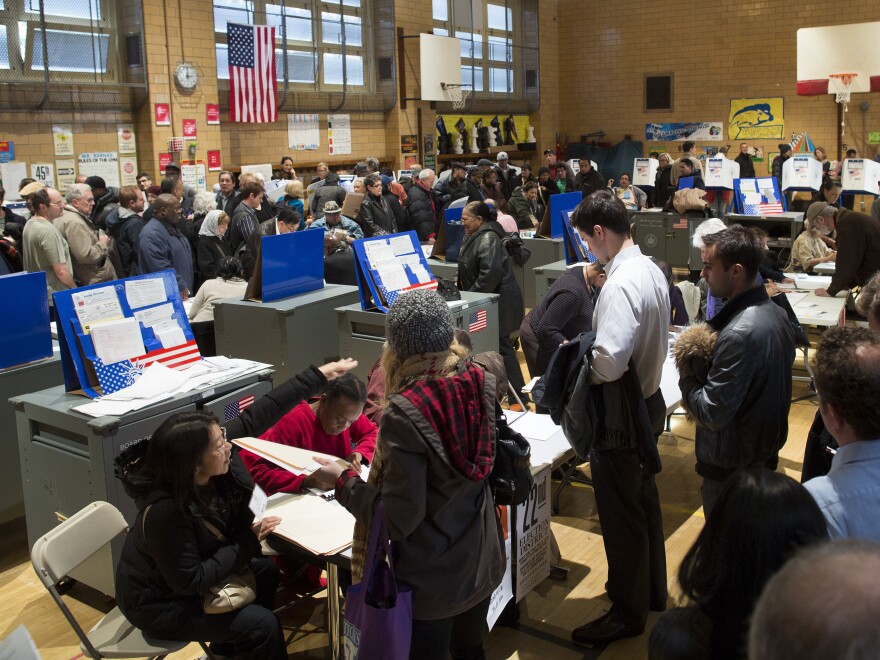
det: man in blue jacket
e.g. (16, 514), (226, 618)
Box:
(136, 193), (194, 298)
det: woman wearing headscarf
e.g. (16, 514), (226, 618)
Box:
(197, 210), (232, 282)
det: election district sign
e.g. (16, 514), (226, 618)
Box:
(31, 163), (55, 188)
(515, 466), (552, 600)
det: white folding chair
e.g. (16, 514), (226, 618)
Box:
(31, 501), (208, 659)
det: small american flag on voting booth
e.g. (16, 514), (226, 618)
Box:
(469, 310), (488, 333)
(225, 395), (256, 421)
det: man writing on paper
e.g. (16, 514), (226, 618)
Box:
(814, 204), (880, 299)
(22, 187), (75, 293)
(136, 194), (194, 299)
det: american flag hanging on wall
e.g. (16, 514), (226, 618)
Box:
(227, 23), (277, 123)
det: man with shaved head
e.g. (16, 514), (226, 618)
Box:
(136, 193), (193, 298)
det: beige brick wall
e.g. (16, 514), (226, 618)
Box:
(556, 0), (880, 164)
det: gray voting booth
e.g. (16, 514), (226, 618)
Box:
(12, 370), (273, 596)
(634, 211), (708, 270)
(426, 259), (459, 282)
(214, 284), (360, 385)
(521, 237), (566, 309)
(533, 259), (573, 307)
(336, 291), (499, 382)
(0, 351), (64, 525)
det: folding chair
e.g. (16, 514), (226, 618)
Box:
(31, 501), (210, 659)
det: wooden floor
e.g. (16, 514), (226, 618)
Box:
(0, 369), (820, 660)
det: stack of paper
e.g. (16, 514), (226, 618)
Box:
(269, 494), (356, 555)
(233, 437), (346, 475)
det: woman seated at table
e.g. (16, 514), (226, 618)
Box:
(789, 202), (837, 273)
(240, 374), (377, 494)
(188, 256), (247, 323)
(114, 359), (357, 660)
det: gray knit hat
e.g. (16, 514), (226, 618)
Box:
(386, 289), (454, 358)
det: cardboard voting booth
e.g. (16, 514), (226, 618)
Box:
(0, 271), (52, 369)
(841, 158), (880, 195)
(538, 191), (581, 239)
(352, 230), (438, 312)
(733, 177), (786, 214)
(632, 158), (659, 188)
(704, 157), (740, 190)
(782, 155), (823, 191)
(53, 270), (201, 398)
(430, 206), (467, 262)
(246, 229), (324, 303)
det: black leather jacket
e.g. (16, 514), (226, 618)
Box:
(456, 220), (524, 336)
(356, 192), (397, 237)
(679, 286), (795, 479)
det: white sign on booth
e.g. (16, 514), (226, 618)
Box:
(704, 157), (739, 189)
(782, 156), (823, 191)
(632, 158), (658, 187)
(841, 158), (880, 195)
(515, 466), (552, 601)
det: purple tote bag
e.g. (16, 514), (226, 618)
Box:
(342, 501), (412, 660)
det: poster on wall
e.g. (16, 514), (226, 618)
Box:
(400, 134), (418, 154)
(52, 125), (74, 156)
(55, 159), (76, 193)
(0, 162), (27, 199)
(158, 153), (173, 172)
(728, 98), (784, 140)
(78, 152), (120, 188)
(0, 141), (14, 163)
(645, 122), (723, 142)
(182, 119), (197, 139)
(119, 156), (138, 186)
(515, 466), (552, 601)
(31, 163), (55, 188)
(206, 104), (220, 125)
(207, 150), (222, 171)
(424, 154), (436, 170)
(155, 103), (171, 126)
(180, 161), (207, 191)
(287, 113), (320, 150)
(117, 124), (137, 154)
(327, 113), (351, 155)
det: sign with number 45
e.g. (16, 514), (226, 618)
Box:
(31, 163), (55, 189)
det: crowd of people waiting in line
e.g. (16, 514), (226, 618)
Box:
(4, 146), (880, 658)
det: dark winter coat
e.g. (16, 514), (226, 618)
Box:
(405, 181), (437, 241)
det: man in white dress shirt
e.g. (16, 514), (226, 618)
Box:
(569, 190), (671, 647)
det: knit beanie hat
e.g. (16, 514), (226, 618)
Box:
(386, 289), (454, 358)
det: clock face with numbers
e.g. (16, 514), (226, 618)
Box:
(175, 62), (199, 91)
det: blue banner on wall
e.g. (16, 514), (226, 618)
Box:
(645, 123), (723, 142)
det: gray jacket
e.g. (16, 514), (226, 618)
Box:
(679, 285), (795, 479)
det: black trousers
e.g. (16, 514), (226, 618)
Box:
(499, 333), (529, 404)
(410, 597), (492, 660)
(158, 557), (287, 660)
(589, 397), (667, 626)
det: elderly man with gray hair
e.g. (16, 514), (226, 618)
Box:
(54, 182), (116, 285)
(404, 168), (438, 242)
(789, 202), (837, 272)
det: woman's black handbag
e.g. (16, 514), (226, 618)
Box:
(435, 276), (461, 301)
(490, 402), (533, 506)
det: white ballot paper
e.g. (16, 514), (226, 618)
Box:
(249, 484), (268, 518)
(102, 362), (189, 400)
(125, 278), (167, 309)
(90, 317), (144, 364)
(155, 323), (187, 348)
(133, 302), (175, 327)
(72, 287), (124, 332)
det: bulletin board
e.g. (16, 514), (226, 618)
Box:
(53, 270), (200, 398)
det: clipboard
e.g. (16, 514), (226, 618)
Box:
(52, 270), (200, 398)
(352, 230), (438, 312)
(246, 229), (324, 302)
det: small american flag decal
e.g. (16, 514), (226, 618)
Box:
(224, 395), (255, 421)
(468, 309), (488, 333)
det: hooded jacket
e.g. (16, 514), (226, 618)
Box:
(678, 285), (795, 480)
(337, 362), (505, 620)
(457, 220), (525, 336)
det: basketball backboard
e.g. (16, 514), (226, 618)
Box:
(796, 22), (880, 96)
(419, 34), (463, 102)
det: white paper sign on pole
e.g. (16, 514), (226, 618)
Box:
(515, 466), (552, 601)
(56, 159), (76, 193)
(782, 156), (822, 192)
(328, 113), (352, 155)
(78, 152), (120, 188)
(632, 157), (659, 187)
(119, 156), (138, 186)
(31, 163), (55, 188)
(0, 162), (28, 200)
(181, 162), (208, 191)
(117, 124), (137, 154)
(841, 158), (880, 195)
(53, 124), (74, 156)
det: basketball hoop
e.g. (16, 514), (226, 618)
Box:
(441, 82), (471, 111)
(829, 72), (857, 104)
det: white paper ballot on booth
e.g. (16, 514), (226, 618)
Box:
(125, 278), (167, 309)
(133, 302), (175, 327)
(71, 287), (125, 332)
(90, 317), (144, 364)
(155, 323), (186, 349)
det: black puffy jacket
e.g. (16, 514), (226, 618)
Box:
(405, 181), (437, 241)
(457, 220), (524, 336)
(679, 285), (795, 480)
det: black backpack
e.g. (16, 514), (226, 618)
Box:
(500, 231), (531, 267)
(490, 402), (533, 506)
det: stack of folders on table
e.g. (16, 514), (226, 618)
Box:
(233, 437), (357, 555)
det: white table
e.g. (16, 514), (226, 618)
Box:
(790, 289), (847, 327)
(783, 273), (832, 290)
(813, 261), (836, 274)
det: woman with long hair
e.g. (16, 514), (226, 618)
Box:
(317, 289), (505, 659)
(648, 469), (828, 659)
